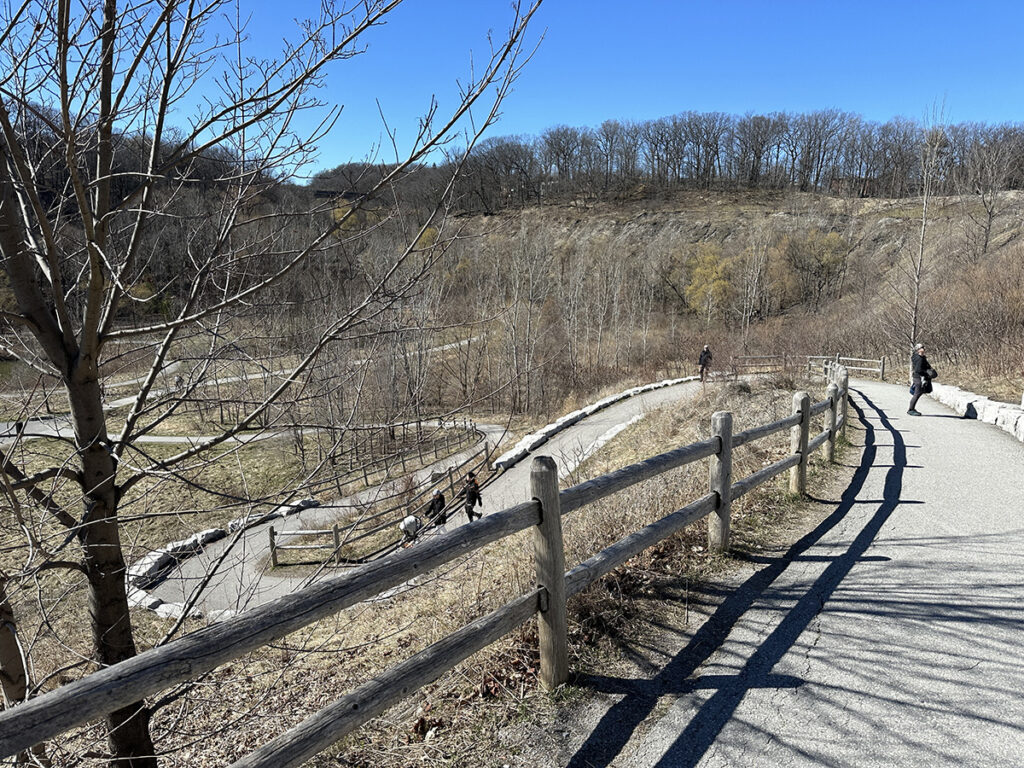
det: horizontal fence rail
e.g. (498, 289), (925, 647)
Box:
(0, 501), (542, 757)
(564, 494), (718, 596)
(268, 442), (496, 566)
(0, 365), (854, 765)
(560, 438), (719, 515)
(809, 353), (886, 381)
(230, 590), (544, 768)
(730, 453), (801, 500)
(731, 413), (801, 448)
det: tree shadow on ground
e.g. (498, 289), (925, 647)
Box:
(566, 390), (904, 768)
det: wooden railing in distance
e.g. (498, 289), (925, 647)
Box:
(731, 354), (790, 378)
(268, 442), (494, 566)
(0, 367), (851, 766)
(342, 441), (494, 545)
(809, 353), (886, 381)
(322, 420), (481, 492)
(269, 525), (342, 566)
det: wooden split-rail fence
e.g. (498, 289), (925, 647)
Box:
(0, 366), (852, 766)
(807, 353), (886, 380)
(269, 441), (494, 565)
(731, 353), (885, 381)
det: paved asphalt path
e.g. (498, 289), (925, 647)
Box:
(553, 379), (1024, 768)
(146, 423), (507, 615)
(149, 379), (704, 616)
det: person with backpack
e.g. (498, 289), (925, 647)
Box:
(908, 342), (937, 416)
(698, 344), (713, 382)
(463, 471), (483, 522)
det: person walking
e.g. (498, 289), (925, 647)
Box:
(698, 344), (713, 382)
(463, 471), (483, 522)
(908, 342), (936, 416)
(425, 488), (446, 525)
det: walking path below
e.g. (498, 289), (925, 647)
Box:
(150, 379), (704, 616)
(532, 378), (1024, 768)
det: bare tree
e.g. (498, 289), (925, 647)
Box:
(0, 0), (540, 763)
(732, 224), (773, 349)
(884, 106), (946, 350)
(595, 119), (624, 192)
(734, 112), (784, 188)
(497, 222), (552, 412)
(953, 124), (1023, 261)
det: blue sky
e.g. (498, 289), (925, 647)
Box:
(236, 1), (1024, 175)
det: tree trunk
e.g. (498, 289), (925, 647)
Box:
(68, 371), (156, 767)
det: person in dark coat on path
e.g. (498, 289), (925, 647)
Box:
(908, 342), (936, 415)
(426, 488), (446, 525)
(698, 344), (713, 382)
(463, 471), (483, 522)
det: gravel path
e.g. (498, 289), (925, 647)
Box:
(529, 379), (1024, 768)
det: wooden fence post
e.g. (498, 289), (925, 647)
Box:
(269, 527), (278, 568)
(709, 411), (732, 552)
(789, 391), (810, 495)
(825, 383), (838, 463)
(879, 355), (886, 381)
(840, 368), (850, 438)
(333, 525), (341, 564)
(530, 456), (569, 690)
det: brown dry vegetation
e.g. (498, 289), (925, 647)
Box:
(443, 190), (1024, 406)
(45, 374), (841, 767)
(6, 183), (1019, 765)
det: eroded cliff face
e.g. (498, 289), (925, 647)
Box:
(451, 189), (1024, 393)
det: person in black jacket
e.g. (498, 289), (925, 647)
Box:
(908, 342), (934, 415)
(463, 472), (483, 522)
(698, 344), (713, 382)
(425, 488), (446, 525)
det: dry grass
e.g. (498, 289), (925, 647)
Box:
(944, 368), (1023, 405)
(21, 373), (849, 766)
(101, 374), (842, 767)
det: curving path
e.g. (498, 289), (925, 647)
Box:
(0, 337), (484, 447)
(148, 379), (705, 617)
(532, 378), (1024, 768)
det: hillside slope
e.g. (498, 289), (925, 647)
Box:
(452, 189), (1024, 401)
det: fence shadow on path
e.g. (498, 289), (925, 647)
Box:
(566, 390), (905, 768)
